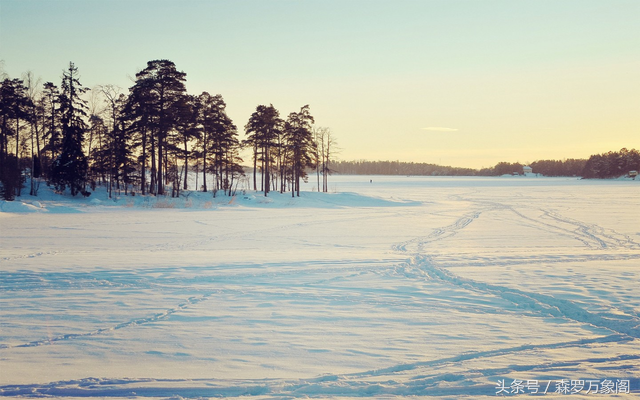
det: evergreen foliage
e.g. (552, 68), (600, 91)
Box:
(48, 62), (89, 196)
(244, 104), (283, 195)
(41, 82), (61, 167)
(581, 148), (640, 179)
(49, 125), (89, 196)
(0, 154), (24, 201)
(0, 78), (31, 199)
(529, 159), (586, 177)
(197, 92), (242, 195)
(129, 59), (188, 196)
(284, 105), (315, 197)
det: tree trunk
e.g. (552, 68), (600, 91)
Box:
(141, 128), (147, 195)
(150, 134), (156, 195)
(195, 160), (199, 191)
(252, 144), (257, 191)
(264, 145), (270, 196)
(203, 150), (207, 192)
(30, 121), (35, 196)
(183, 140), (189, 191)
(157, 135), (164, 195)
(15, 116), (21, 197)
(1, 116), (6, 172)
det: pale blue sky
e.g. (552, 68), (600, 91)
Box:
(1, 0), (638, 167)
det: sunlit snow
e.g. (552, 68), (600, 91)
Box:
(1, 176), (638, 398)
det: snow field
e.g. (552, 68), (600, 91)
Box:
(0, 176), (639, 398)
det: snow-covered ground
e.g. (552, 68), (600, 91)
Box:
(1, 176), (639, 398)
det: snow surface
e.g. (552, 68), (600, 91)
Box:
(1, 176), (639, 398)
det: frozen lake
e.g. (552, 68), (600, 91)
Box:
(1, 176), (639, 398)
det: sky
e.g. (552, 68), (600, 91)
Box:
(1, 0), (638, 168)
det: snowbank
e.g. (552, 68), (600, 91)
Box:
(0, 182), (420, 214)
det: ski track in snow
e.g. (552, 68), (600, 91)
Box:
(384, 200), (640, 395)
(1, 351), (639, 398)
(2, 178), (639, 398)
(454, 194), (640, 251)
(392, 210), (482, 252)
(541, 209), (640, 250)
(435, 252), (640, 268)
(0, 295), (212, 350)
(405, 254), (640, 339)
(0, 259), (397, 292)
(391, 200), (640, 338)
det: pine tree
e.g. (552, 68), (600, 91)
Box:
(173, 94), (200, 193)
(0, 78), (31, 199)
(197, 92), (242, 195)
(90, 86), (138, 197)
(128, 60), (187, 195)
(49, 62), (89, 196)
(23, 71), (44, 196)
(87, 113), (108, 187)
(244, 104), (282, 196)
(41, 82), (60, 167)
(284, 105), (315, 197)
(122, 78), (154, 195)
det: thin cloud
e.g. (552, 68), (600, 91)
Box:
(422, 127), (459, 132)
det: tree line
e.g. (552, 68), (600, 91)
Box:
(580, 148), (640, 179)
(334, 149), (639, 178)
(332, 160), (480, 176)
(0, 60), (336, 201)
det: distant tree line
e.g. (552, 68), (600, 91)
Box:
(332, 160), (482, 176)
(491, 159), (587, 177)
(528, 159), (586, 177)
(580, 148), (640, 179)
(334, 149), (639, 178)
(0, 60), (336, 201)
(332, 160), (529, 176)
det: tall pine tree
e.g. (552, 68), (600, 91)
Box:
(0, 78), (32, 199)
(244, 104), (282, 196)
(284, 105), (315, 197)
(197, 92), (242, 195)
(128, 60), (187, 195)
(49, 62), (89, 196)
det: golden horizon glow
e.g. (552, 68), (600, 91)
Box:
(1, 1), (637, 169)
